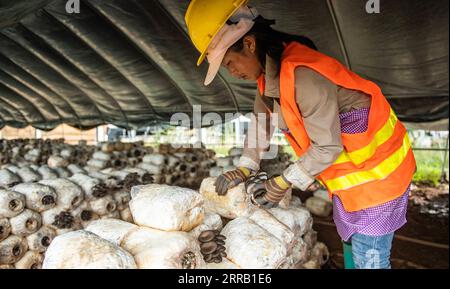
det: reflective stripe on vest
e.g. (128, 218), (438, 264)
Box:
(325, 132), (411, 192)
(333, 108), (398, 165)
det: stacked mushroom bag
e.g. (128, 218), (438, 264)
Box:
(42, 184), (209, 269)
(199, 177), (291, 219)
(43, 229), (137, 269)
(304, 189), (333, 218)
(138, 147), (213, 188)
(124, 184), (207, 268)
(199, 177), (329, 269)
(129, 184), (204, 231)
(209, 146), (293, 179)
(208, 147), (242, 178)
(0, 171), (138, 269)
(0, 184), (56, 269)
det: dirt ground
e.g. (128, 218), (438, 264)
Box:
(293, 183), (449, 269)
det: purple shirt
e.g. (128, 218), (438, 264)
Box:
(333, 108), (409, 241)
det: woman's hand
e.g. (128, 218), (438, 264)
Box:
(248, 175), (291, 209)
(214, 167), (252, 195)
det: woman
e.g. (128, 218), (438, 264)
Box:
(185, 0), (416, 269)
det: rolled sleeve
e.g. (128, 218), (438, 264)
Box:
(238, 90), (275, 171)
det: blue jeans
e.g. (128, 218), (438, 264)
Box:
(350, 232), (395, 269)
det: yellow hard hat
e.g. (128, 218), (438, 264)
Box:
(185, 0), (249, 66)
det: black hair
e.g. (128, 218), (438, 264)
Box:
(228, 16), (317, 73)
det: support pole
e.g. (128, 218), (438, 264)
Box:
(440, 133), (449, 183)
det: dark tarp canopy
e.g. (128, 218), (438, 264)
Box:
(0, 0), (448, 131)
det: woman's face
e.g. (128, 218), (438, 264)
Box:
(221, 36), (264, 81)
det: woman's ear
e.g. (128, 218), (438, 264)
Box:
(243, 35), (256, 54)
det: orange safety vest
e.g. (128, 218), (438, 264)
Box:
(257, 42), (416, 212)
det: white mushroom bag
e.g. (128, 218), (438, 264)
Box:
(85, 219), (138, 245)
(129, 184), (204, 231)
(43, 230), (137, 269)
(199, 177), (291, 219)
(220, 206), (313, 269)
(188, 212), (223, 240)
(86, 219), (205, 269)
(221, 217), (288, 269)
(120, 227), (205, 269)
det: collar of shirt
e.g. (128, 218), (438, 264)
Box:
(263, 55), (281, 99)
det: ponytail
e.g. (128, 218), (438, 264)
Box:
(229, 16), (317, 73)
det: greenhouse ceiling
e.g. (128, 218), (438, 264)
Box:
(0, 0), (448, 130)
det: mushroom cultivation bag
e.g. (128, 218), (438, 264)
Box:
(247, 209), (296, 253)
(268, 206), (313, 237)
(286, 238), (309, 268)
(305, 196), (333, 217)
(43, 230), (137, 269)
(188, 212), (223, 240)
(85, 219), (138, 245)
(120, 227), (205, 269)
(39, 178), (84, 210)
(199, 177), (291, 219)
(220, 217), (288, 269)
(218, 205), (314, 269)
(129, 184), (204, 231)
(0, 169), (21, 188)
